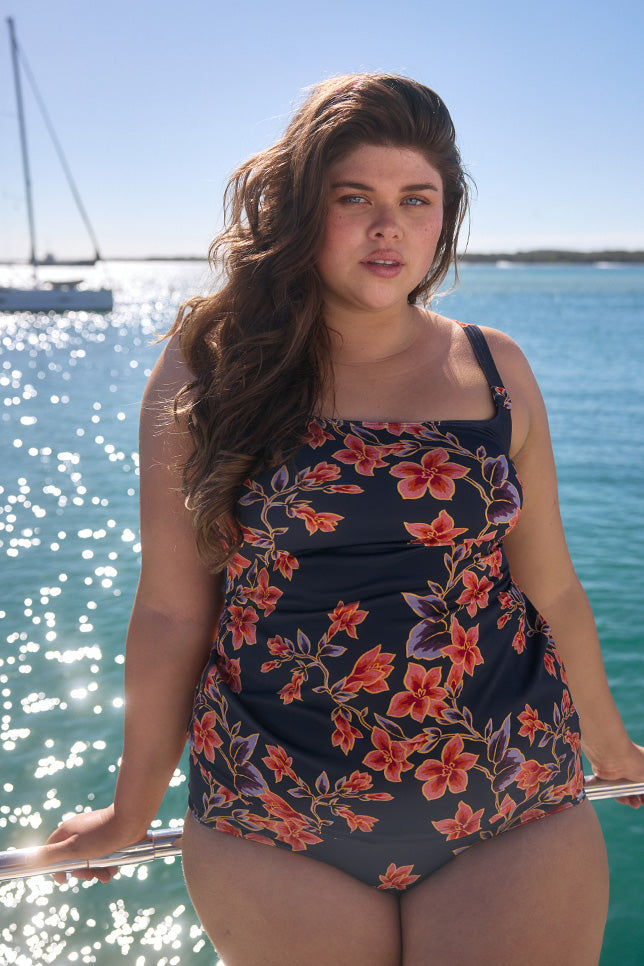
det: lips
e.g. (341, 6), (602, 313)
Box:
(360, 250), (404, 277)
(361, 250), (403, 267)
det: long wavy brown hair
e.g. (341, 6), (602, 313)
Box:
(166, 73), (470, 572)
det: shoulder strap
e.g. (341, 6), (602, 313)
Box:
(461, 324), (504, 389)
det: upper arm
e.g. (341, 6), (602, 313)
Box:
(481, 327), (578, 612)
(136, 335), (223, 632)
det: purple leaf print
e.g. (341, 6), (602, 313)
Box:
(231, 734), (258, 764)
(418, 727), (441, 752)
(441, 708), (463, 724)
(491, 748), (525, 792)
(288, 786), (310, 798)
(236, 762), (267, 796)
(374, 715), (407, 739)
(476, 446), (487, 461)
(315, 771), (330, 794)
(486, 482), (521, 524)
(482, 455), (509, 487)
(553, 702), (561, 727)
(407, 623), (451, 660)
(418, 429), (445, 443)
(538, 732), (552, 748)
(319, 643), (347, 658)
(295, 467), (311, 484)
(402, 593), (448, 620)
(271, 466), (290, 492)
(238, 491), (263, 505)
(453, 544), (467, 563)
(297, 629), (311, 654)
(487, 714), (511, 764)
(230, 721), (241, 738)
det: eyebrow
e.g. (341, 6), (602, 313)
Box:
(330, 180), (440, 192)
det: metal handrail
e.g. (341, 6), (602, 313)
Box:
(0, 777), (641, 883)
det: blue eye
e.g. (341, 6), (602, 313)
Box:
(403, 197), (427, 206)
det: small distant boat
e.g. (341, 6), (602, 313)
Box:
(1, 17), (113, 313)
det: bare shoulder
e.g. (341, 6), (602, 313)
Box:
(142, 333), (193, 409)
(477, 325), (546, 457)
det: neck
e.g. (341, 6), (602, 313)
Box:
(326, 303), (430, 367)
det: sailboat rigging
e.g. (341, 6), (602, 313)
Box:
(0, 17), (113, 312)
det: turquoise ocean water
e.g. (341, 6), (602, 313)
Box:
(0, 261), (643, 964)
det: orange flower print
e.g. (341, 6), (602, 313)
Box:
(564, 729), (581, 752)
(517, 705), (545, 744)
(387, 663), (448, 723)
(226, 552), (251, 580)
(304, 421), (334, 447)
(378, 863), (421, 890)
(415, 735), (478, 800)
(244, 567), (283, 615)
(279, 671), (305, 705)
(334, 434), (389, 475)
(512, 619), (526, 654)
(292, 504), (343, 534)
(456, 571), (494, 617)
(334, 807), (378, 833)
(338, 771), (373, 794)
(432, 801), (485, 840)
(300, 462), (341, 484)
(343, 645), (395, 695)
(262, 745), (296, 782)
(227, 605), (258, 649)
(331, 708), (363, 754)
(441, 617), (483, 691)
(481, 546), (503, 577)
(390, 448), (468, 500)
(543, 652), (557, 677)
(274, 819), (324, 850)
(273, 551), (299, 580)
(328, 600), (368, 639)
(364, 421), (426, 437)
(363, 728), (414, 782)
(191, 711), (222, 763)
(404, 510), (468, 546)
(218, 654), (241, 693)
(490, 793), (517, 823)
(214, 818), (243, 837)
(516, 760), (554, 797)
(267, 635), (290, 656)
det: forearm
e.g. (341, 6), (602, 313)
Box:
(112, 602), (214, 835)
(536, 576), (630, 765)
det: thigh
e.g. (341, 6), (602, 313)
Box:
(181, 810), (401, 966)
(400, 799), (608, 966)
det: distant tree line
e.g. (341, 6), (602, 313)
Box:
(460, 250), (644, 264)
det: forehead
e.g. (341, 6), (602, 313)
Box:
(327, 143), (442, 187)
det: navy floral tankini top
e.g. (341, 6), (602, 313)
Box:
(188, 324), (584, 891)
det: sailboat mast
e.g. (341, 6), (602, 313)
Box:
(7, 17), (38, 273)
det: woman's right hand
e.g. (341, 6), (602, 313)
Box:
(38, 804), (149, 884)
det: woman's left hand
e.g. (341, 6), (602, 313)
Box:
(587, 739), (644, 808)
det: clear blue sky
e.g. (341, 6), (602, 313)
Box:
(1, 0), (642, 260)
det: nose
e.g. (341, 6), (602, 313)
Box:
(368, 205), (402, 240)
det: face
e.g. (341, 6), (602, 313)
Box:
(316, 144), (444, 318)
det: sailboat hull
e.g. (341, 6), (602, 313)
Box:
(0, 287), (113, 312)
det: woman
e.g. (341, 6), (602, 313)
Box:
(42, 74), (643, 965)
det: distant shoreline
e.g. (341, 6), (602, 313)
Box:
(1, 250), (644, 266)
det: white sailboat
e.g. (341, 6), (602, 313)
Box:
(0, 17), (113, 313)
